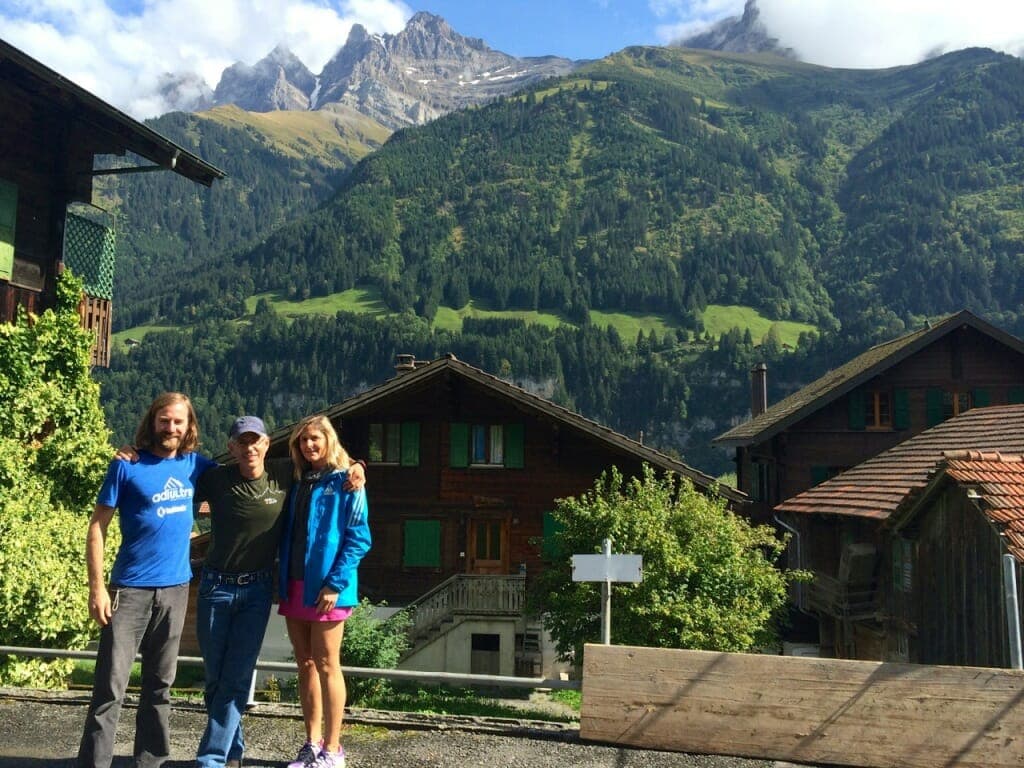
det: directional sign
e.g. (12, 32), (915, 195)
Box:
(572, 553), (643, 583)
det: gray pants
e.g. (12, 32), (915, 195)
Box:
(77, 584), (189, 768)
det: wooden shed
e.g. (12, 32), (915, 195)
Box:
(0, 39), (224, 365)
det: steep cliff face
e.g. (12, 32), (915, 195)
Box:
(213, 44), (317, 111)
(674, 0), (796, 59)
(210, 12), (577, 128)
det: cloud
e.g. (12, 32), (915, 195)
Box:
(653, 0), (1024, 68)
(0, 0), (412, 118)
(757, 0), (1024, 68)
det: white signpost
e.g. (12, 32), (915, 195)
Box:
(572, 538), (643, 645)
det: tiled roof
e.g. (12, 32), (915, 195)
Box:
(774, 404), (1024, 519)
(265, 355), (746, 503)
(942, 451), (1024, 562)
(714, 310), (1024, 447)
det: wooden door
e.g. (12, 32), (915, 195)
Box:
(467, 517), (509, 574)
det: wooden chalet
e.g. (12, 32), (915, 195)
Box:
(260, 353), (745, 676)
(714, 311), (1024, 524)
(0, 39), (224, 365)
(775, 405), (1024, 663)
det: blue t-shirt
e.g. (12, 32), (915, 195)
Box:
(97, 450), (216, 587)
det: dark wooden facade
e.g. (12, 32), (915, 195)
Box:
(718, 314), (1024, 524)
(266, 356), (744, 605)
(0, 39), (222, 365)
(882, 474), (1024, 667)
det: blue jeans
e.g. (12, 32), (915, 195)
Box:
(77, 583), (189, 768)
(195, 569), (272, 768)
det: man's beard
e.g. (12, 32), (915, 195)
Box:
(158, 433), (182, 451)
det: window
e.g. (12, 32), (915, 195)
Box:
(750, 461), (772, 502)
(942, 391), (971, 421)
(892, 537), (913, 592)
(449, 422), (524, 468)
(472, 424), (503, 465)
(864, 391), (892, 429)
(369, 422), (419, 466)
(403, 519), (441, 567)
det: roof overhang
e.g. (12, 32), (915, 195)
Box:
(0, 38), (225, 187)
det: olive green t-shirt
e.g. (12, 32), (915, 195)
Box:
(196, 457), (294, 573)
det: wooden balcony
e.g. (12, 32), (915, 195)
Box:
(807, 570), (878, 621)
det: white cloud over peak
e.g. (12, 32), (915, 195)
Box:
(0, 0), (411, 118)
(654, 0), (1024, 68)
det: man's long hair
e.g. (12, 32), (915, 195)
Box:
(288, 414), (351, 479)
(134, 392), (200, 454)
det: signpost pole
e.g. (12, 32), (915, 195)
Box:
(601, 538), (612, 645)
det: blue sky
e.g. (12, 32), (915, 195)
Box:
(0, 1), (1021, 118)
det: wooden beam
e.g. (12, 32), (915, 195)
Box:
(580, 644), (1024, 768)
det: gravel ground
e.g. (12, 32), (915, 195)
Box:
(0, 690), (824, 768)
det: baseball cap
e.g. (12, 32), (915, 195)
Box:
(229, 415), (267, 440)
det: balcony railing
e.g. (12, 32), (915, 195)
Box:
(406, 574), (526, 643)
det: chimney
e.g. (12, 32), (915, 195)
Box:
(395, 353), (417, 374)
(751, 363), (768, 417)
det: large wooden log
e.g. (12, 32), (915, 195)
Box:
(580, 644), (1024, 768)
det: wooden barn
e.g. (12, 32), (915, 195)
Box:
(253, 353), (745, 676)
(884, 450), (1024, 667)
(714, 311), (1024, 524)
(0, 39), (223, 365)
(775, 404), (1024, 663)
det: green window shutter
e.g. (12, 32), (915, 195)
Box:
(926, 388), (944, 426)
(1009, 387), (1024, 405)
(0, 179), (16, 281)
(449, 422), (469, 468)
(973, 388), (990, 408)
(542, 511), (563, 558)
(811, 466), (830, 486)
(848, 390), (865, 430)
(403, 520), (441, 567)
(893, 389), (911, 430)
(504, 423), (524, 468)
(400, 422), (420, 466)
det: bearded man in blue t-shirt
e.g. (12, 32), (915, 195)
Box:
(78, 392), (216, 768)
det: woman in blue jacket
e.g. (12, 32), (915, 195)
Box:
(278, 414), (371, 768)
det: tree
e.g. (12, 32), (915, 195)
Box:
(0, 271), (113, 686)
(531, 465), (799, 664)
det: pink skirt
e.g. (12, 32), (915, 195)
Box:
(277, 579), (354, 622)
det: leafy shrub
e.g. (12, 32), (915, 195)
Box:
(341, 598), (411, 703)
(0, 272), (113, 686)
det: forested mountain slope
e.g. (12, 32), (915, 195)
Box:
(110, 104), (390, 328)
(97, 46), (1024, 475)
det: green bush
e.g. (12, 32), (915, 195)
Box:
(531, 464), (804, 663)
(341, 598), (411, 703)
(0, 272), (113, 686)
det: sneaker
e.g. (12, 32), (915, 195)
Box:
(311, 748), (345, 768)
(287, 740), (322, 768)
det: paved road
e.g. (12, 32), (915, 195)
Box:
(0, 690), (824, 768)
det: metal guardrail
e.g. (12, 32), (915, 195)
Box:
(0, 645), (579, 691)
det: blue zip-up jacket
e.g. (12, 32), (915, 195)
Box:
(279, 468), (371, 609)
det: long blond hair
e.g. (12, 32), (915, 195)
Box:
(288, 414), (351, 479)
(134, 392), (200, 454)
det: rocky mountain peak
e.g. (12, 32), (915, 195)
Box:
(674, 0), (797, 59)
(209, 12), (576, 128)
(213, 44), (316, 111)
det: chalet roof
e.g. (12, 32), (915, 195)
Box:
(938, 451), (1024, 562)
(267, 354), (746, 504)
(0, 39), (225, 187)
(713, 311), (1024, 448)
(774, 404), (1024, 520)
